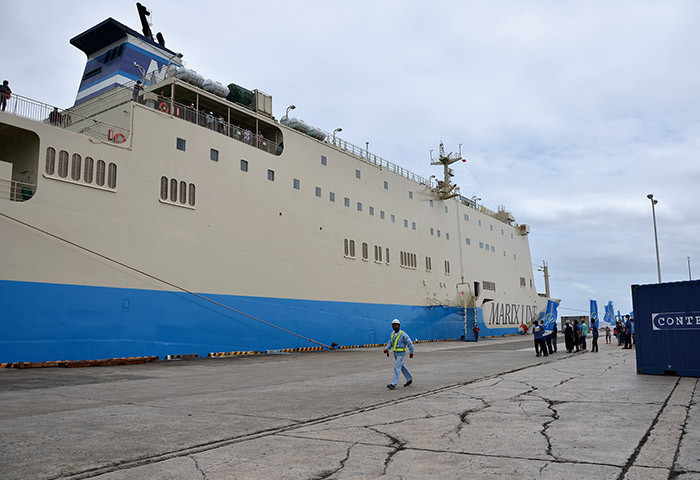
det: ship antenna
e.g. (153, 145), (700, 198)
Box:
(136, 2), (154, 40)
(430, 142), (464, 200)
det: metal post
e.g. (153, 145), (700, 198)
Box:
(647, 194), (661, 283)
(538, 261), (551, 298)
(689, 257), (692, 280)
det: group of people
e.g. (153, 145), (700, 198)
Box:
(531, 319), (558, 357)
(531, 318), (600, 356)
(614, 315), (635, 349)
(533, 316), (633, 357)
(562, 318), (598, 353)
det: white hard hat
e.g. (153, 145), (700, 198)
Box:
(392, 319), (400, 325)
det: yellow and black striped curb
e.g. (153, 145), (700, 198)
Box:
(338, 342), (385, 349)
(274, 346), (324, 353)
(0, 338), (472, 368)
(0, 356), (159, 369)
(208, 351), (264, 357)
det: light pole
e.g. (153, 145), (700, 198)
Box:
(647, 194), (661, 283)
(332, 128), (342, 144)
(285, 104), (296, 122)
(133, 62), (146, 84)
(166, 52), (183, 77)
(688, 257), (692, 280)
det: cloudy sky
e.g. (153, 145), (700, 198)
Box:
(3, 0), (699, 318)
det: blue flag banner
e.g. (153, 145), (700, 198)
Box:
(590, 300), (599, 322)
(604, 301), (615, 326)
(542, 300), (559, 335)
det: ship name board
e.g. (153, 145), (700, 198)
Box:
(487, 303), (539, 327)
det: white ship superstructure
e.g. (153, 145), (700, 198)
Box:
(0, 6), (549, 363)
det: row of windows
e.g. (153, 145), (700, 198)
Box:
(400, 251), (417, 269)
(239, 153), (509, 249)
(318, 155), (513, 238)
(160, 176), (196, 206)
(218, 151), (514, 257)
(344, 239), (451, 274)
(479, 242), (496, 253)
(45, 147), (117, 189)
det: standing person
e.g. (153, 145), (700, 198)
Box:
(591, 319), (599, 352)
(132, 80), (143, 102)
(623, 315), (633, 349)
(532, 320), (548, 357)
(573, 319), (581, 352)
(551, 322), (558, 353)
(383, 319), (414, 389)
(545, 328), (554, 355)
(581, 320), (588, 350)
(630, 317), (635, 346)
(564, 320), (574, 353)
(48, 107), (61, 126)
(605, 325), (611, 344)
(0, 80), (11, 111)
(473, 324), (480, 342)
(217, 115), (226, 134)
(617, 320), (624, 346)
(186, 103), (196, 123)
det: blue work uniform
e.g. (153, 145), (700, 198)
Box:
(387, 329), (414, 387)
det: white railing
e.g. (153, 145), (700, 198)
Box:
(141, 95), (281, 155)
(1, 93), (130, 144)
(0, 178), (35, 202)
(327, 136), (435, 189)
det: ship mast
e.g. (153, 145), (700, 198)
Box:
(430, 142), (463, 200)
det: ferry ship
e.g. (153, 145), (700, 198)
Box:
(0, 4), (550, 363)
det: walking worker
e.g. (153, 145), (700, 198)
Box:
(384, 319), (414, 390)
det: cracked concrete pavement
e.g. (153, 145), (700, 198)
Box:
(1, 336), (697, 479)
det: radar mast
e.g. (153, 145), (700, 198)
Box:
(430, 142), (463, 200)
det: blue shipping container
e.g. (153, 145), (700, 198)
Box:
(631, 280), (700, 377)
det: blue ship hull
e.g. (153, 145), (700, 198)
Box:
(0, 280), (502, 363)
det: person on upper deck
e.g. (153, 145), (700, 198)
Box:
(49, 107), (61, 126)
(132, 80), (142, 102)
(0, 80), (11, 111)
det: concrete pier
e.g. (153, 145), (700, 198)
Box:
(1, 336), (697, 479)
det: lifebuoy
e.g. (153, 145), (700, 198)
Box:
(158, 102), (170, 114)
(114, 133), (126, 144)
